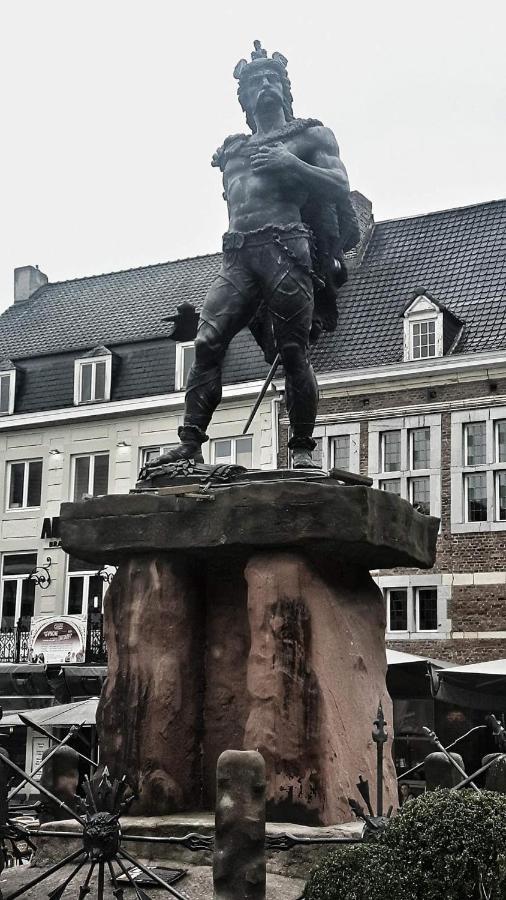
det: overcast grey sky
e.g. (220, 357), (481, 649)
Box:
(0, 0), (504, 315)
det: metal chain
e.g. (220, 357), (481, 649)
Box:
(272, 233), (325, 290)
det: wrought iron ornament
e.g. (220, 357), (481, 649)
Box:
(28, 557), (52, 589)
(0, 760), (192, 900)
(347, 703), (393, 839)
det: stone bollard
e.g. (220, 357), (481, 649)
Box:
(424, 751), (466, 789)
(213, 749), (266, 900)
(484, 753), (506, 792)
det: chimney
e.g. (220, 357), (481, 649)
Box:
(344, 192), (374, 269)
(14, 265), (48, 304)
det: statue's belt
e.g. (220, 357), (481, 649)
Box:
(222, 222), (312, 252)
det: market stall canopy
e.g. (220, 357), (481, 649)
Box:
(386, 649), (448, 698)
(386, 649), (451, 735)
(0, 696), (99, 728)
(435, 659), (506, 710)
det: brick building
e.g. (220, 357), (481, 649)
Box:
(0, 195), (504, 670)
(277, 197), (506, 663)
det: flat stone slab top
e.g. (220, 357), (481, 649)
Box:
(60, 478), (438, 570)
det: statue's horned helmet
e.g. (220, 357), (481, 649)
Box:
(234, 40), (294, 132)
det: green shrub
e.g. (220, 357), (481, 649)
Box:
(304, 790), (506, 900)
(303, 841), (408, 900)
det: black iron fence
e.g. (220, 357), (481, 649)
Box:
(0, 619), (31, 664)
(85, 612), (107, 664)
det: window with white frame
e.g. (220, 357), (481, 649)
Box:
(0, 370), (15, 416)
(305, 423), (361, 473)
(1, 553), (37, 630)
(211, 436), (253, 468)
(6, 460), (43, 510)
(369, 415), (441, 518)
(72, 453), (109, 502)
(375, 575), (450, 639)
(452, 411), (506, 530)
(74, 352), (111, 405)
(385, 586), (438, 633)
(140, 445), (177, 467)
(175, 342), (195, 391)
(66, 557), (105, 616)
(411, 320), (436, 359)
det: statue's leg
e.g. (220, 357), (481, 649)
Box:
(151, 262), (259, 466)
(266, 239), (319, 469)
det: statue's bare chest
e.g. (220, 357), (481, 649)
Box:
(224, 133), (311, 188)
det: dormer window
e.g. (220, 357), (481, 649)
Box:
(402, 290), (464, 362)
(74, 347), (112, 405)
(0, 360), (16, 416)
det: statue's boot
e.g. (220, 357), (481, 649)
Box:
(292, 448), (321, 469)
(289, 436), (321, 470)
(146, 425), (208, 467)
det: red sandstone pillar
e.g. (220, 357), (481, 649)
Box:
(243, 551), (397, 825)
(96, 554), (204, 814)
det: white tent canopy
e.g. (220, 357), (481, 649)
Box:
(440, 659), (506, 676)
(0, 697), (99, 728)
(387, 649), (428, 665)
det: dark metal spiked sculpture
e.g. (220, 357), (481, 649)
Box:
(0, 758), (191, 900)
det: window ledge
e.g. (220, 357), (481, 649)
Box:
(74, 398), (109, 407)
(452, 521), (506, 533)
(386, 631), (451, 641)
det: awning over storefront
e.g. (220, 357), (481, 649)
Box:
(0, 664), (54, 712)
(51, 665), (106, 702)
(435, 659), (506, 710)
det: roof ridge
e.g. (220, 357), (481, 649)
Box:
(35, 249), (223, 291)
(11, 198), (506, 296)
(376, 196), (506, 227)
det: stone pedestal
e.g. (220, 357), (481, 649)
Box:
(60, 476), (438, 825)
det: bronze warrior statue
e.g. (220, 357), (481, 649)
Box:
(151, 41), (359, 470)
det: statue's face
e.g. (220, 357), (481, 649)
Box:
(243, 66), (284, 118)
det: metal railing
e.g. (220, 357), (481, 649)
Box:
(0, 619), (31, 663)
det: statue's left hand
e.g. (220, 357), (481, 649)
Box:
(250, 142), (299, 174)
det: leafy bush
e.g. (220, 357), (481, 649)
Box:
(304, 790), (506, 900)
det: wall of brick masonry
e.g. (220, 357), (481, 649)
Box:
(387, 639), (506, 665)
(278, 373), (506, 662)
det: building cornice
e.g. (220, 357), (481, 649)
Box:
(312, 349), (506, 394)
(281, 392), (506, 426)
(0, 379), (275, 432)
(1, 349), (506, 433)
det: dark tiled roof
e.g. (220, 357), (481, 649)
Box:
(312, 198), (506, 372)
(0, 254), (224, 358)
(0, 198), (504, 413)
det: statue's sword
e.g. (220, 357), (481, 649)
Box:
(242, 353), (281, 435)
